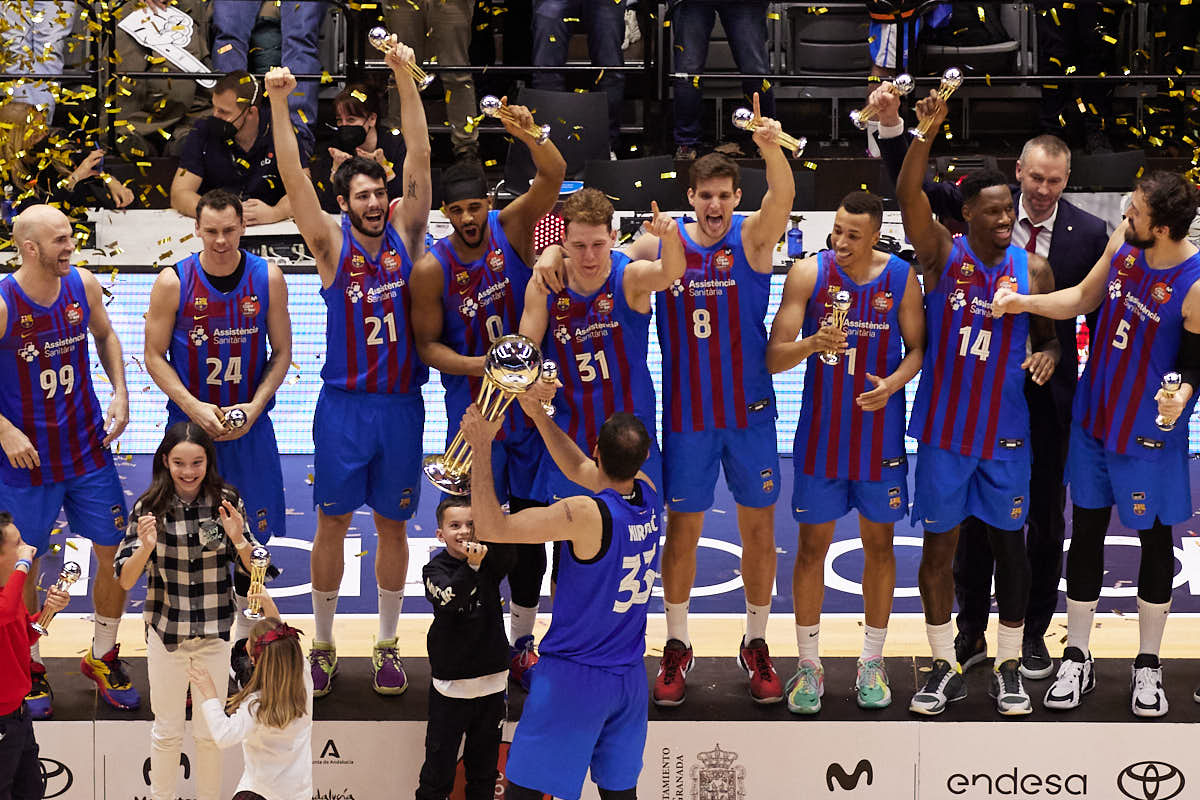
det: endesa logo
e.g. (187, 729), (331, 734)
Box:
(946, 767), (1086, 796)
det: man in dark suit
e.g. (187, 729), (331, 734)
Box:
(867, 83), (1111, 680)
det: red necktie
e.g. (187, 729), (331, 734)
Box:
(1023, 219), (1042, 254)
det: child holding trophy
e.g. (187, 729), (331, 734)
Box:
(113, 421), (262, 800)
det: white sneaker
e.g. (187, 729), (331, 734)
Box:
(991, 659), (1032, 716)
(1131, 655), (1167, 718)
(1043, 647), (1094, 711)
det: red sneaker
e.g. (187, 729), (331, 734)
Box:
(509, 635), (538, 691)
(738, 638), (783, 704)
(653, 639), (694, 707)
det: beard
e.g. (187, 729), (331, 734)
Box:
(1124, 228), (1155, 250)
(453, 221), (486, 249)
(347, 207), (385, 238)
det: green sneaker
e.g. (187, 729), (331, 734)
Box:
(855, 656), (892, 709)
(785, 659), (824, 714)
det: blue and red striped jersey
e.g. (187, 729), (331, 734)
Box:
(797, 251), (910, 481)
(0, 269), (110, 487)
(1075, 243), (1200, 456)
(167, 252), (272, 416)
(909, 238), (1031, 460)
(655, 215), (774, 432)
(543, 253), (657, 452)
(432, 210), (532, 436)
(320, 217), (427, 394)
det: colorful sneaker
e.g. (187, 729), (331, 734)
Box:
(1131, 653), (1167, 718)
(909, 658), (966, 716)
(785, 659), (824, 714)
(855, 656), (892, 709)
(309, 642), (338, 698)
(653, 638), (694, 707)
(509, 634), (539, 691)
(991, 658), (1033, 716)
(372, 638), (407, 696)
(26, 662), (53, 720)
(230, 638), (254, 689)
(1043, 647), (1094, 711)
(81, 645), (141, 710)
(737, 638), (784, 704)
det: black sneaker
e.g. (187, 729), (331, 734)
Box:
(909, 659), (967, 716)
(1020, 635), (1054, 680)
(954, 630), (988, 672)
(230, 638), (254, 689)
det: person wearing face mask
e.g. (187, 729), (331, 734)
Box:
(171, 71), (315, 227)
(316, 85), (405, 214)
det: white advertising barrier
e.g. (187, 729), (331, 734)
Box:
(33, 721), (93, 800)
(918, 723), (1191, 800)
(310, 721), (427, 800)
(94, 720), (244, 800)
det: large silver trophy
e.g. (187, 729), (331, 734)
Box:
(849, 73), (915, 129)
(367, 27), (434, 91)
(731, 108), (807, 156)
(243, 547), (271, 620)
(479, 95), (551, 144)
(424, 335), (545, 495)
(31, 562), (82, 636)
(908, 67), (964, 142)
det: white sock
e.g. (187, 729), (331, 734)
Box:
(745, 601), (770, 643)
(92, 614), (121, 659)
(795, 623), (820, 665)
(29, 641), (42, 665)
(862, 625), (888, 661)
(926, 621), (955, 665)
(664, 599), (690, 647)
(1136, 596), (1171, 657)
(312, 589), (339, 646)
(378, 587), (404, 642)
(996, 623), (1024, 666)
(232, 595), (252, 642)
(1066, 597), (1097, 656)
(509, 603), (537, 644)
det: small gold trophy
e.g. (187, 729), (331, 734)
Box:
(820, 290), (853, 366)
(31, 562), (82, 636)
(1155, 371), (1183, 431)
(479, 95), (551, 144)
(243, 546), (271, 620)
(538, 360), (558, 418)
(849, 73), (915, 129)
(367, 27), (434, 91)
(731, 108), (807, 155)
(908, 67), (964, 142)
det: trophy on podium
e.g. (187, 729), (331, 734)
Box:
(731, 108), (807, 156)
(1155, 372), (1183, 432)
(849, 73), (915, 129)
(31, 562), (82, 636)
(820, 290), (853, 366)
(424, 335), (546, 495)
(539, 360), (558, 418)
(367, 27), (434, 91)
(479, 95), (551, 144)
(908, 67), (964, 142)
(243, 547), (271, 620)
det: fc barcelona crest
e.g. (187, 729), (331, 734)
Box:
(691, 745), (745, 800)
(1151, 282), (1172, 304)
(871, 291), (893, 314)
(555, 295), (572, 312)
(487, 249), (505, 271)
(456, 270), (470, 287)
(595, 293), (614, 315)
(65, 302), (83, 326)
(888, 486), (902, 509)
(19, 313), (34, 330)
(351, 253), (365, 268)
(960, 261), (975, 278)
(713, 248), (734, 270)
(240, 296), (261, 317)
(1010, 495), (1025, 520)
(193, 296), (208, 312)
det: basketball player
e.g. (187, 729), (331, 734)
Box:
(267, 46), (431, 697)
(993, 172), (1200, 717)
(143, 188), (292, 683)
(655, 94), (794, 706)
(461, 398), (659, 800)
(0, 205), (139, 716)
(766, 190), (925, 713)
(897, 95), (1059, 716)
(409, 121), (564, 687)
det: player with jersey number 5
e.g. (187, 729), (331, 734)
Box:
(0, 204), (140, 720)
(992, 172), (1200, 718)
(267, 46), (433, 699)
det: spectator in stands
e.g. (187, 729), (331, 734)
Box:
(316, 84), (406, 214)
(866, 1), (950, 77)
(212, 0), (324, 126)
(171, 71), (313, 225)
(383, 0), (480, 163)
(668, 0), (775, 160)
(0, 0), (76, 120)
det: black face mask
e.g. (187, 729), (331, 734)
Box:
(333, 124), (368, 153)
(213, 107), (250, 143)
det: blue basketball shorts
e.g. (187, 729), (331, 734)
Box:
(505, 655), (647, 799)
(662, 420), (781, 512)
(911, 444), (1031, 533)
(792, 461), (909, 525)
(0, 462), (127, 557)
(1065, 422), (1191, 529)
(313, 385), (423, 520)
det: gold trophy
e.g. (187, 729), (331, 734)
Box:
(424, 335), (545, 495)
(819, 290), (853, 366)
(849, 73), (915, 129)
(479, 95), (551, 144)
(731, 108), (807, 155)
(1155, 372), (1183, 432)
(31, 562), (82, 636)
(243, 546), (271, 620)
(367, 27), (434, 91)
(908, 67), (964, 142)
(539, 360), (558, 418)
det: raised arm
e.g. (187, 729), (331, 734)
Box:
(497, 100), (567, 267)
(82, 269), (128, 446)
(384, 39), (433, 259)
(519, 252), (553, 343)
(740, 93), (796, 273)
(516, 393), (604, 492)
(896, 93), (954, 280)
(765, 256), (845, 373)
(410, 252), (485, 375)
(622, 203), (684, 309)
(993, 222), (1125, 321)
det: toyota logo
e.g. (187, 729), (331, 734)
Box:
(39, 757), (73, 798)
(1118, 761), (1185, 800)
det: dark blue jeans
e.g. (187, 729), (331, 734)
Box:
(672, 0), (775, 147)
(531, 0), (625, 146)
(0, 705), (39, 800)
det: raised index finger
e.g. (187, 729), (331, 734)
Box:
(752, 92), (761, 120)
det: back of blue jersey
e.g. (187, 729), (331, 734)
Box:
(797, 251), (909, 481)
(0, 269), (110, 487)
(539, 479), (663, 669)
(433, 210), (532, 434)
(543, 253), (657, 452)
(167, 252), (272, 416)
(655, 216), (774, 432)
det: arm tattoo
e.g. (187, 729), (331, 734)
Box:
(407, 177), (416, 198)
(564, 502), (574, 523)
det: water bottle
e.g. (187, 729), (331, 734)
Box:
(786, 216), (804, 259)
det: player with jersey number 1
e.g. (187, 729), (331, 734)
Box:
(766, 190), (926, 714)
(268, 43), (432, 698)
(993, 172), (1200, 718)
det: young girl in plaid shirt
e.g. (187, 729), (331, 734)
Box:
(115, 422), (260, 800)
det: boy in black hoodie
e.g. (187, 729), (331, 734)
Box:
(417, 496), (513, 800)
